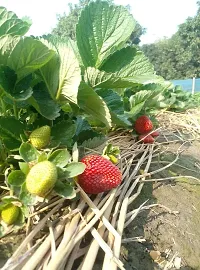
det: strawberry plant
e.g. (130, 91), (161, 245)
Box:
(0, 1), (198, 237)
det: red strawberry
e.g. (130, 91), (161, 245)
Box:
(78, 155), (122, 194)
(138, 134), (154, 144)
(151, 131), (159, 137)
(134, 115), (153, 134)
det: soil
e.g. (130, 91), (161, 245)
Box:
(122, 140), (200, 270)
(0, 231), (25, 268)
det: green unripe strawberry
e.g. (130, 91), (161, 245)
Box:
(1, 204), (20, 225)
(26, 161), (57, 197)
(30, 126), (51, 149)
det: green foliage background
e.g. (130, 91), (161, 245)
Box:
(142, 1), (200, 80)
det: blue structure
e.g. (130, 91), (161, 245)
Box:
(172, 78), (200, 92)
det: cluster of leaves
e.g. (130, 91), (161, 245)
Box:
(0, 141), (85, 235)
(142, 1), (200, 80)
(158, 86), (200, 111)
(0, 1), (168, 149)
(123, 84), (200, 117)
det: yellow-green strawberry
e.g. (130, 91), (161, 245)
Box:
(29, 125), (51, 149)
(1, 204), (20, 225)
(26, 161), (57, 197)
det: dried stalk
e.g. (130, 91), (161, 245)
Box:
(46, 200), (85, 266)
(64, 239), (82, 270)
(102, 148), (150, 269)
(48, 221), (56, 258)
(29, 198), (65, 218)
(78, 197), (116, 270)
(22, 218), (66, 270)
(20, 204), (79, 270)
(141, 175), (200, 183)
(110, 145), (154, 270)
(122, 236), (146, 243)
(46, 188), (116, 270)
(2, 202), (63, 270)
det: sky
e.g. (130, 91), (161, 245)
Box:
(0, 0), (198, 44)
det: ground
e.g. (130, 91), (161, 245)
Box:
(123, 140), (200, 270)
(0, 140), (200, 270)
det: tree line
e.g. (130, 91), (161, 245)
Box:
(142, 1), (200, 80)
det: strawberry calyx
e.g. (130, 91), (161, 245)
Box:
(102, 144), (120, 164)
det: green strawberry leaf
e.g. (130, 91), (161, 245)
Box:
(38, 152), (48, 162)
(0, 66), (33, 101)
(0, 226), (6, 238)
(75, 117), (91, 137)
(19, 142), (38, 163)
(8, 37), (55, 80)
(1, 196), (20, 204)
(19, 162), (30, 175)
(57, 167), (66, 179)
(0, 35), (20, 65)
(39, 37), (81, 104)
(54, 181), (76, 199)
(48, 149), (71, 168)
(0, 7), (31, 36)
(126, 101), (145, 118)
(78, 82), (112, 128)
(14, 209), (25, 226)
(8, 170), (26, 186)
(81, 135), (107, 149)
(19, 183), (37, 206)
(0, 117), (25, 151)
(19, 192), (37, 206)
(76, 1), (135, 68)
(0, 204), (6, 211)
(64, 162), (86, 178)
(51, 120), (76, 148)
(96, 88), (131, 127)
(28, 82), (61, 120)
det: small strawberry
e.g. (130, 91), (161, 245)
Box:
(26, 161), (57, 197)
(1, 204), (20, 225)
(78, 155), (122, 194)
(138, 134), (154, 144)
(134, 116), (153, 134)
(29, 125), (51, 149)
(150, 131), (159, 137)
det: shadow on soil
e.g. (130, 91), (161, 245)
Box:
(121, 149), (200, 270)
(122, 182), (158, 270)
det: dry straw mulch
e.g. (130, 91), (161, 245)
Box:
(2, 109), (200, 270)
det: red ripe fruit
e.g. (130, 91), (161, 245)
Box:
(138, 134), (154, 144)
(134, 115), (153, 134)
(150, 131), (159, 137)
(78, 155), (122, 194)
